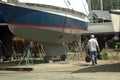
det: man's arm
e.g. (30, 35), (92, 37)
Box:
(97, 45), (100, 52)
(95, 40), (100, 52)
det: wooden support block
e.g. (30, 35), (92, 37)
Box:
(0, 67), (33, 71)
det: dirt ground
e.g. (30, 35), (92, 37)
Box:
(0, 59), (120, 80)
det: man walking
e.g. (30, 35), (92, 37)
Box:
(87, 34), (100, 65)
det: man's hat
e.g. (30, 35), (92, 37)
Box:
(90, 34), (95, 38)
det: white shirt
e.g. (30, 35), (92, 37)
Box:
(87, 38), (98, 51)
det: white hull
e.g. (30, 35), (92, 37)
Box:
(86, 22), (114, 33)
(9, 25), (76, 43)
(110, 14), (120, 32)
(109, 10), (120, 32)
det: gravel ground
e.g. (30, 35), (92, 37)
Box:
(0, 60), (120, 80)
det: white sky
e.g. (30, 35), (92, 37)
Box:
(2, 0), (7, 2)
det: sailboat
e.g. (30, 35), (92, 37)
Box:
(0, 0), (89, 43)
(0, 0), (89, 60)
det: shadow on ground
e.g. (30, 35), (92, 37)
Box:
(72, 62), (120, 73)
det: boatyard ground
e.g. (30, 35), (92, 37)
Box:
(0, 59), (120, 80)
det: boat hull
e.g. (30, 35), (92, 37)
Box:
(9, 25), (77, 43)
(109, 10), (120, 32)
(0, 2), (88, 43)
(86, 22), (114, 33)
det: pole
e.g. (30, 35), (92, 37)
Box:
(100, 0), (103, 11)
(87, 0), (91, 11)
(76, 35), (83, 60)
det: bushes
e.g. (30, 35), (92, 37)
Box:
(101, 52), (109, 60)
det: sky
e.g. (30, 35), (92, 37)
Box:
(2, 0), (7, 2)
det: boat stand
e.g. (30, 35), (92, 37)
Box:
(70, 36), (84, 60)
(18, 42), (33, 66)
(76, 39), (84, 60)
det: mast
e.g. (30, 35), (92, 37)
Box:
(87, 0), (91, 11)
(100, 0), (103, 11)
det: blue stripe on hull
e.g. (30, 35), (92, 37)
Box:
(0, 11), (6, 23)
(0, 3), (88, 30)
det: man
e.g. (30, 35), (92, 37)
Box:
(87, 34), (100, 65)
